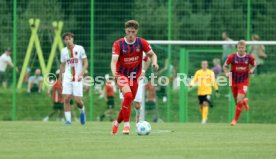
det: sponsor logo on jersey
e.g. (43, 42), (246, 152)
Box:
(67, 58), (79, 65)
(124, 56), (139, 63)
(136, 46), (140, 52)
(236, 67), (246, 71)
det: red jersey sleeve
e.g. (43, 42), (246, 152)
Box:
(226, 54), (233, 65)
(112, 41), (120, 55)
(143, 52), (149, 62)
(141, 38), (152, 53)
(250, 54), (255, 66)
(143, 56), (149, 62)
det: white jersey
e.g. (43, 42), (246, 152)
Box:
(60, 45), (87, 82)
(0, 53), (12, 72)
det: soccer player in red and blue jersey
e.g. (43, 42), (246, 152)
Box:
(110, 20), (158, 135)
(224, 40), (256, 126)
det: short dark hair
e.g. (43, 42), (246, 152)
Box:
(125, 20), (139, 30)
(62, 32), (74, 39)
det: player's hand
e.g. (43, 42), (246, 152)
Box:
(77, 75), (83, 82)
(249, 69), (254, 74)
(152, 63), (159, 72)
(225, 72), (229, 77)
(112, 72), (119, 83)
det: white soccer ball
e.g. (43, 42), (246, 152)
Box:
(136, 121), (151, 135)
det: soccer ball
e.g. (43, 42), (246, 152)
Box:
(136, 121), (151, 135)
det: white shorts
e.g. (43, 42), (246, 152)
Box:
(120, 79), (144, 103)
(62, 80), (83, 97)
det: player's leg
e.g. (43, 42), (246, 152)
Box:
(120, 80), (138, 134)
(120, 85), (133, 134)
(201, 100), (209, 124)
(243, 97), (249, 112)
(62, 81), (73, 124)
(64, 94), (72, 124)
(73, 81), (85, 125)
(198, 96), (204, 120)
(134, 102), (141, 123)
(70, 100), (79, 122)
(74, 96), (85, 125)
(231, 85), (246, 126)
(43, 102), (56, 122)
(133, 80), (143, 123)
(0, 72), (6, 89)
(112, 76), (133, 135)
(240, 85), (249, 112)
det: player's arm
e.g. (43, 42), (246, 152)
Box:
(59, 51), (66, 82)
(223, 55), (232, 77)
(158, 59), (168, 75)
(249, 55), (257, 74)
(79, 47), (88, 81)
(7, 61), (14, 68)
(59, 62), (65, 81)
(7, 58), (18, 72)
(143, 56), (151, 74)
(111, 41), (120, 77)
(111, 55), (119, 77)
(189, 71), (198, 88)
(250, 65), (257, 74)
(141, 38), (158, 71)
(147, 50), (158, 71)
(80, 58), (88, 80)
(211, 71), (219, 96)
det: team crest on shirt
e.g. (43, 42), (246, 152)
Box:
(245, 60), (248, 64)
(136, 46), (140, 52)
(75, 51), (78, 55)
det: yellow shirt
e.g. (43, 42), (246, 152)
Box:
(190, 69), (218, 95)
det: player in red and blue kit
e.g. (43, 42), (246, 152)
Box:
(224, 40), (256, 126)
(110, 20), (159, 135)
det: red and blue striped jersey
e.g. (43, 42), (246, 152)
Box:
(226, 52), (255, 85)
(112, 37), (152, 78)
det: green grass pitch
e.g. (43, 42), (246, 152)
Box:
(0, 122), (275, 159)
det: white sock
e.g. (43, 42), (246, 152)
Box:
(124, 122), (130, 127)
(135, 108), (140, 123)
(115, 121), (119, 126)
(65, 111), (71, 122)
(79, 106), (85, 113)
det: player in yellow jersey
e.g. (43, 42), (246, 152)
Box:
(190, 60), (219, 124)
